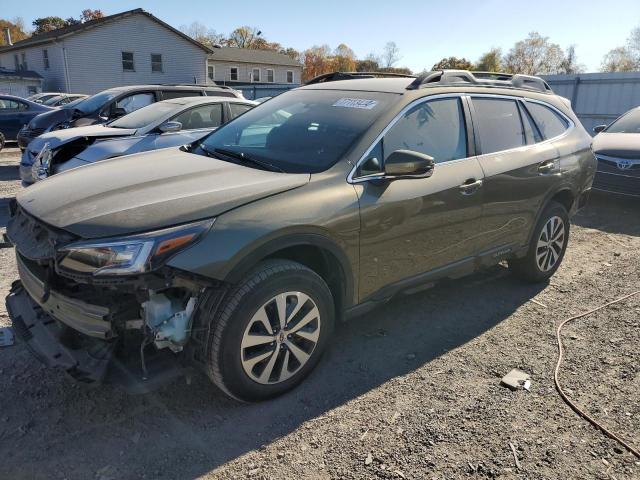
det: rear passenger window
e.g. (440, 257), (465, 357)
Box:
(518, 102), (543, 143)
(229, 103), (252, 118)
(473, 98), (525, 154)
(162, 90), (202, 100)
(526, 102), (569, 139)
(383, 97), (467, 164)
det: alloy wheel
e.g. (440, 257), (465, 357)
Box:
(240, 292), (321, 385)
(536, 215), (566, 272)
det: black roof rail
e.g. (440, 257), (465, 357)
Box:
(161, 83), (236, 89)
(305, 71), (416, 85)
(406, 70), (553, 94)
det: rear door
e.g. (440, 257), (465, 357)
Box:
(469, 95), (562, 258)
(0, 98), (29, 140)
(354, 95), (486, 300)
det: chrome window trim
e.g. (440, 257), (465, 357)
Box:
(347, 92), (575, 184)
(347, 93), (468, 184)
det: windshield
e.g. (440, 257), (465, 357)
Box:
(108, 102), (177, 129)
(606, 109), (640, 133)
(199, 89), (396, 173)
(73, 91), (119, 114)
(61, 97), (86, 109)
(32, 94), (59, 104)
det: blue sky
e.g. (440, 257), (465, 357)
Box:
(5, 0), (640, 72)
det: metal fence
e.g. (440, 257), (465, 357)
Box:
(237, 84), (297, 100)
(541, 72), (640, 134)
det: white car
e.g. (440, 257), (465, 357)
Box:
(21, 96), (256, 184)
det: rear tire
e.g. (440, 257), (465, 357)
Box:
(508, 202), (570, 282)
(201, 259), (335, 402)
(0, 133), (5, 152)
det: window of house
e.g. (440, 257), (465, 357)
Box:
(252, 68), (261, 82)
(14, 54), (19, 70)
(122, 51), (135, 72)
(21, 53), (27, 70)
(383, 97), (467, 164)
(172, 103), (224, 130)
(472, 97), (526, 154)
(151, 54), (163, 73)
(28, 86), (38, 95)
(287, 71), (294, 83)
(230, 67), (239, 81)
(208, 65), (215, 81)
(229, 103), (253, 118)
(525, 102), (569, 139)
(42, 49), (50, 69)
(266, 69), (274, 83)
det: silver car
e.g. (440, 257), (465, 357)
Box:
(21, 96), (256, 184)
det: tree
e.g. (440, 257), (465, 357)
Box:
(32, 16), (68, 34)
(601, 46), (638, 72)
(432, 56), (474, 70)
(356, 53), (381, 72)
(302, 44), (332, 81)
(227, 26), (261, 48)
(283, 47), (301, 63)
(475, 48), (502, 72)
(382, 41), (401, 68)
(503, 32), (565, 75)
(0, 18), (29, 46)
(333, 43), (356, 71)
(81, 9), (104, 22)
(559, 45), (584, 74)
(180, 21), (226, 48)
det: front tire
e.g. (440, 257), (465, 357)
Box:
(202, 260), (335, 402)
(0, 133), (5, 152)
(508, 201), (570, 282)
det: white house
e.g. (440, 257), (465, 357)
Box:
(0, 8), (302, 95)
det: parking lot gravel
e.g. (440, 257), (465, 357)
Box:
(0, 146), (638, 479)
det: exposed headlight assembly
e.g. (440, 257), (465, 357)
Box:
(31, 143), (53, 182)
(57, 219), (214, 277)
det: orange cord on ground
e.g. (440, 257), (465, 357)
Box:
(554, 290), (640, 459)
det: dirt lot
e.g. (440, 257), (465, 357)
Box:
(0, 146), (638, 480)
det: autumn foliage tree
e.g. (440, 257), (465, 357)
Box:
(432, 57), (474, 70)
(0, 18), (29, 45)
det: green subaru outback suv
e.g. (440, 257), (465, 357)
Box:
(6, 71), (596, 401)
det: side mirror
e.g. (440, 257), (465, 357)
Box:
(384, 150), (435, 179)
(158, 121), (182, 133)
(111, 107), (127, 119)
(593, 125), (607, 134)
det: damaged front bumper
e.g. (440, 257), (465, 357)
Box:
(6, 281), (190, 393)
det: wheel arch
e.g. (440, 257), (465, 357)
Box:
(224, 233), (356, 320)
(525, 186), (576, 248)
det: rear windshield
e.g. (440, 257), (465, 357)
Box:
(199, 89), (397, 173)
(108, 101), (177, 129)
(606, 108), (640, 133)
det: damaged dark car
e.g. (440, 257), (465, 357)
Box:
(6, 71), (596, 401)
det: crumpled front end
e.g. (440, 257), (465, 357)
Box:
(4, 202), (212, 392)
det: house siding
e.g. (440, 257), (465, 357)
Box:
(60, 14), (208, 94)
(207, 60), (301, 85)
(0, 45), (66, 91)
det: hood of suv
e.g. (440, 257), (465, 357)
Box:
(592, 132), (640, 158)
(16, 148), (310, 238)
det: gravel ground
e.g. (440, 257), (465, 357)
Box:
(0, 147), (639, 480)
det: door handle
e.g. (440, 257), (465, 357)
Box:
(538, 161), (555, 174)
(459, 178), (483, 195)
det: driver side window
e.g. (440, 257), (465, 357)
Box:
(357, 97), (467, 178)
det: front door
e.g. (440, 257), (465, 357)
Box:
(354, 96), (486, 300)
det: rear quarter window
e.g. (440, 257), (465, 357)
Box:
(525, 102), (569, 139)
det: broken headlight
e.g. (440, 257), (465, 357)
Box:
(31, 143), (53, 182)
(57, 219), (214, 276)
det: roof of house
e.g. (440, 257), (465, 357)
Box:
(208, 47), (301, 67)
(0, 8), (212, 54)
(0, 68), (43, 80)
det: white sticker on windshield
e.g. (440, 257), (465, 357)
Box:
(332, 98), (379, 110)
